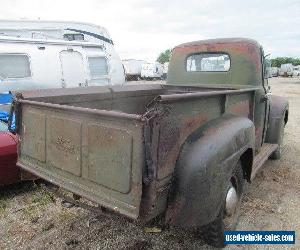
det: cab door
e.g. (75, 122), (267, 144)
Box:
(261, 51), (271, 144)
(60, 50), (87, 88)
(253, 49), (270, 150)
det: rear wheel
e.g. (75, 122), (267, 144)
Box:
(201, 161), (245, 248)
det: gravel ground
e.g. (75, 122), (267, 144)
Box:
(0, 77), (299, 250)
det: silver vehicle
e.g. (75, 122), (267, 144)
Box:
(293, 66), (300, 76)
(0, 20), (125, 92)
(141, 62), (163, 80)
(279, 63), (293, 77)
(122, 59), (146, 81)
(271, 67), (279, 77)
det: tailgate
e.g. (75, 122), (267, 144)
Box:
(16, 100), (144, 219)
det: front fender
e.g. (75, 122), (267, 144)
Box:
(265, 95), (289, 144)
(165, 115), (255, 228)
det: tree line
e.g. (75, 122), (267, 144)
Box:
(271, 57), (300, 67)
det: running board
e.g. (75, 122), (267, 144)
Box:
(251, 143), (278, 180)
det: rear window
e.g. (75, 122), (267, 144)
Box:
(64, 33), (84, 41)
(186, 53), (230, 72)
(88, 57), (108, 78)
(0, 54), (31, 78)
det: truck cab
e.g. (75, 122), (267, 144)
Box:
(167, 38), (288, 156)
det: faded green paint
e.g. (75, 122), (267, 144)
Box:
(14, 38), (286, 228)
(167, 38), (262, 86)
(167, 38), (268, 149)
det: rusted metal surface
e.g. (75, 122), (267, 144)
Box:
(167, 38), (263, 87)
(15, 83), (256, 221)
(18, 99), (142, 121)
(265, 95), (289, 143)
(164, 116), (255, 227)
(251, 143), (278, 180)
(157, 88), (258, 102)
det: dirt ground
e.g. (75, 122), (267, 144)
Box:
(0, 77), (299, 250)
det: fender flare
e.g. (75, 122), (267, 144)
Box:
(265, 95), (289, 144)
(165, 115), (255, 228)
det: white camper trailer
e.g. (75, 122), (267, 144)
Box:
(122, 59), (146, 81)
(0, 20), (125, 92)
(279, 63), (293, 77)
(141, 62), (163, 80)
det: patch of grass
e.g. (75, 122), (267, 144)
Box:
(31, 188), (54, 206)
(0, 195), (8, 213)
(22, 204), (37, 219)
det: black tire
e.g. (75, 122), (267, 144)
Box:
(270, 117), (285, 160)
(201, 161), (245, 248)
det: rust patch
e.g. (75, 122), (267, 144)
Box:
(165, 196), (185, 224)
(157, 114), (208, 179)
(227, 100), (250, 116)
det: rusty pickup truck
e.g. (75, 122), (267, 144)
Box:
(11, 38), (288, 248)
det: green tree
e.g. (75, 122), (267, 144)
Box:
(157, 49), (171, 64)
(271, 57), (300, 67)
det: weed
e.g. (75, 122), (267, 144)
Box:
(0, 195), (8, 214)
(31, 188), (54, 206)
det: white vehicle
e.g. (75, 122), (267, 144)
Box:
(271, 67), (279, 77)
(141, 62), (163, 80)
(122, 59), (146, 81)
(293, 66), (300, 76)
(162, 62), (169, 80)
(0, 20), (125, 92)
(279, 63), (293, 77)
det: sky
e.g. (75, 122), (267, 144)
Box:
(0, 0), (299, 62)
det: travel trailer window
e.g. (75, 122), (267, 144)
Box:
(0, 54), (31, 79)
(186, 53), (230, 72)
(88, 57), (108, 78)
(63, 33), (84, 41)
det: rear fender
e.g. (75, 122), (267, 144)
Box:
(165, 115), (255, 228)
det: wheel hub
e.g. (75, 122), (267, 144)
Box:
(225, 186), (238, 216)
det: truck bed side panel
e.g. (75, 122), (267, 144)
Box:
(157, 92), (254, 180)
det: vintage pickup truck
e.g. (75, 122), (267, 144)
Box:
(11, 38), (288, 247)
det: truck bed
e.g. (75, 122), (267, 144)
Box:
(14, 84), (257, 220)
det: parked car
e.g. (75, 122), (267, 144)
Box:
(279, 63), (293, 77)
(13, 38), (288, 248)
(271, 66), (279, 77)
(122, 59), (146, 81)
(1, 92), (38, 186)
(141, 62), (163, 80)
(0, 20), (125, 93)
(293, 65), (300, 76)
(0, 93), (28, 186)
